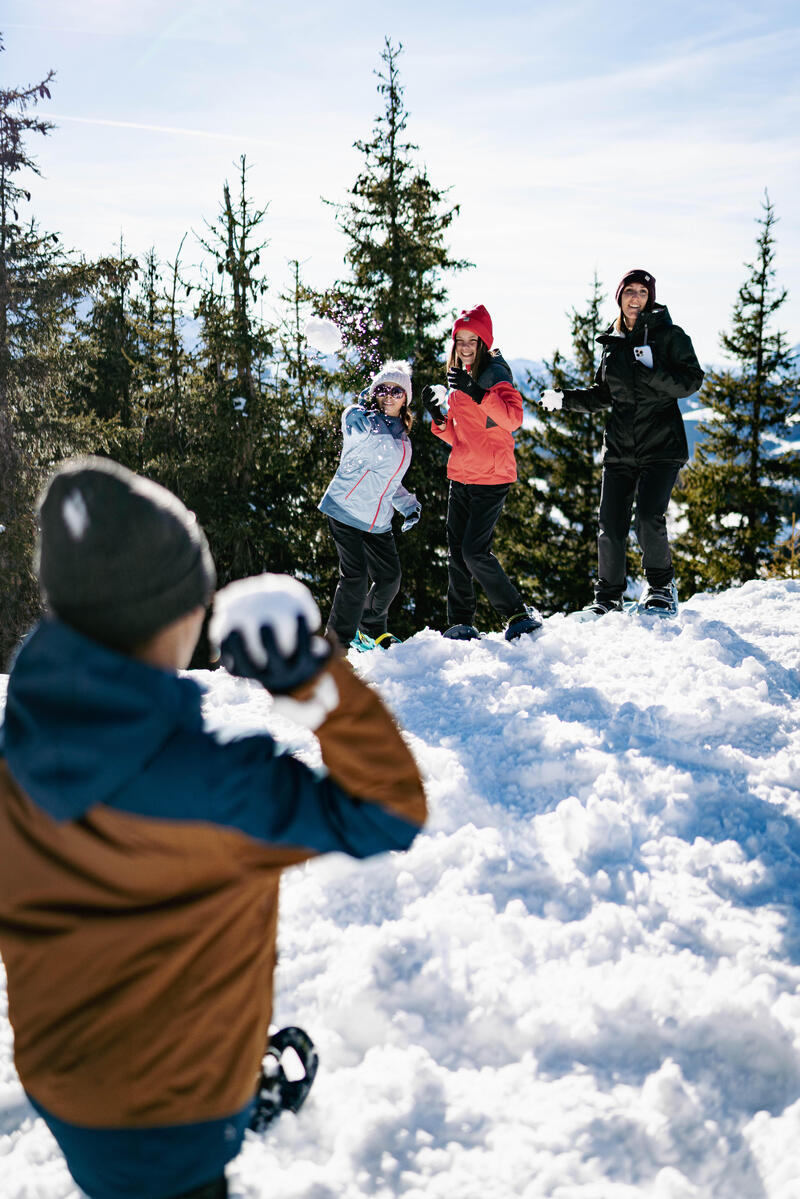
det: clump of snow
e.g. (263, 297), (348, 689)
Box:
(2, 580), (800, 1197)
(304, 317), (343, 355)
(209, 572), (323, 663)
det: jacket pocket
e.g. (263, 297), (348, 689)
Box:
(344, 470), (371, 499)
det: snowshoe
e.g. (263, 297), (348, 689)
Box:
(249, 1026), (319, 1133)
(373, 632), (402, 649)
(568, 599), (623, 623)
(442, 623), (480, 641)
(350, 630), (378, 652)
(636, 581), (678, 617)
(504, 605), (543, 641)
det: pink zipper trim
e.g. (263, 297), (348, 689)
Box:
(369, 441), (407, 531)
(345, 471), (369, 499)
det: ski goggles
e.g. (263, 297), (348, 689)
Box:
(373, 384), (406, 399)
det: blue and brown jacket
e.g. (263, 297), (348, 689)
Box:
(0, 620), (426, 1199)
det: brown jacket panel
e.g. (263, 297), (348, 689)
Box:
(0, 763), (310, 1127)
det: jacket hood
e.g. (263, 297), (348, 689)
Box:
(598, 305), (673, 343)
(1, 620), (204, 820)
(477, 349), (513, 390)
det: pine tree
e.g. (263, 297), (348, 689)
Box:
(70, 243), (140, 430)
(272, 260), (342, 609)
(183, 156), (284, 589)
(0, 46), (116, 664)
(499, 276), (607, 615)
(674, 193), (800, 592)
(315, 38), (468, 635)
(0, 45), (56, 663)
(121, 240), (195, 477)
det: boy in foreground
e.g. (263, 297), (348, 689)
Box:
(0, 457), (427, 1199)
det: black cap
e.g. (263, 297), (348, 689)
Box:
(37, 457), (216, 650)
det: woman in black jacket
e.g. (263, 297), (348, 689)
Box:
(540, 268), (704, 617)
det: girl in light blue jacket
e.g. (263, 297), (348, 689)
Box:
(319, 361), (421, 650)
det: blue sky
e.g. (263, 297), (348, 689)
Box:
(3, 0), (799, 365)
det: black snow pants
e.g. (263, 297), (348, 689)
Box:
(446, 480), (522, 625)
(326, 515), (402, 645)
(595, 462), (681, 602)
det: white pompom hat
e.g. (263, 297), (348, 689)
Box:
(368, 360), (412, 404)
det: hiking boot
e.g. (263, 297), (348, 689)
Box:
(587, 598), (624, 617)
(567, 598), (623, 623)
(373, 632), (402, 649)
(638, 581), (678, 616)
(504, 604), (543, 641)
(442, 624), (480, 641)
(350, 630), (378, 652)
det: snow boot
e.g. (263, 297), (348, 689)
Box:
(374, 632), (402, 649)
(249, 1026), (319, 1133)
(638, 581), (678, 617)
(443, 623), (480, 641)
(504, 604), (543, 641)
(569, 598), (624, 623)
(350, 630), (378, 652)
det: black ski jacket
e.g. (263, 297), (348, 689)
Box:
(561, 306), (704, 466)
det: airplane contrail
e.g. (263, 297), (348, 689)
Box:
(49, 113), (284, 148)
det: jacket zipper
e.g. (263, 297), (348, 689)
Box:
(369, 441), (407, 532)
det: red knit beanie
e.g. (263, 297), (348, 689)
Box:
(615, 269), (656, 310)
(452, 304), (493, 351)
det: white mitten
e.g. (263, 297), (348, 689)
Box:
(271, 673), (340, 731)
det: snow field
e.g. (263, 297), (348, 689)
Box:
(2, 579), (800, 1196)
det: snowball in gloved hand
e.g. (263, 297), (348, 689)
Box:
(209, 574), (331, 695)
(538, 389), (563, 411)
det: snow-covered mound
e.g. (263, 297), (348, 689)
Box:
(2, 580), (800, 1198)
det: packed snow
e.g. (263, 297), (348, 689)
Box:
(305, 317), (344, 356)
(2, 579), (800, 1198)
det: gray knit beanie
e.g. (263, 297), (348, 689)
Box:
(368, 360), (413, 403)
(37, 457), (216, 650)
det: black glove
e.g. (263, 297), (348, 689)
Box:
(220, 615), (331, 695)
(421, 384), (447, 427)
(447, 367), (486, 404)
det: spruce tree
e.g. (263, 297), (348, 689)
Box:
(674, 193), (800, 592)
(273, 260), (342, 609)
(315, 38), (468, 635)
(0, 46), (114, 663)
(176, 157), (270, 583)
(69, 244), (140, 430)
(0, 45), (55, 662)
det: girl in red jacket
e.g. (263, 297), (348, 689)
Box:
(422, 304), (542, 641)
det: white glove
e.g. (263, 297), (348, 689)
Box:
(539, 389), (563, 412)
(633, 345), (653, 369)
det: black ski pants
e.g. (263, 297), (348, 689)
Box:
(326, 516), (402, 645)
(446, 480), (522, 625)
(595, 461), (681, 602)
